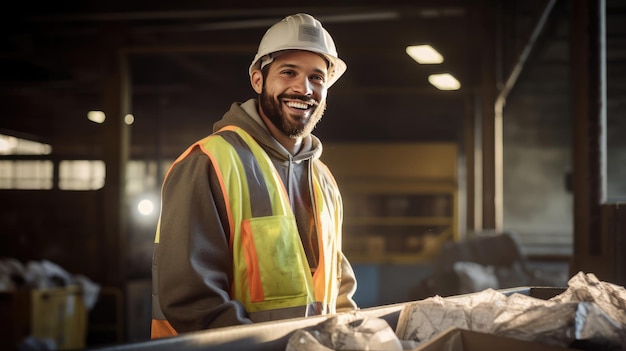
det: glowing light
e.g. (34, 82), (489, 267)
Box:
(88, 110), (106, 124)
(406, 45), (444, 64)
(124, 114), (135, 125)
(428, 73), (461, 90)
(137, 199), (154, 216)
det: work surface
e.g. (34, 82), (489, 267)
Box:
(87, 287), (566, 351)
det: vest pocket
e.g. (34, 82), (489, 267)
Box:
(242, 215), (312, 305)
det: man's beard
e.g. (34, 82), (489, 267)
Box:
(259, 90), (326, 139)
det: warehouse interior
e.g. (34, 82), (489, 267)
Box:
(1, 0), (625, 348)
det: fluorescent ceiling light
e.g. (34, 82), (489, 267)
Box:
(406, 45), (443, 64)
(428, 73), (461, 90)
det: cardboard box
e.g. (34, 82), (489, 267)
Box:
(31, 285), (88, 350)
(412, 327), (573, 351)
(0, 286), (87, 350)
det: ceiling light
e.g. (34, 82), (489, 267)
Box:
(406, 45), (444, 64)
(124, 114), (135, 125)
(88, 110), (106, 124)
(428, 73), (461, 90)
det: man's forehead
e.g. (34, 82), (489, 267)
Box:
(272, 50), (329, 70)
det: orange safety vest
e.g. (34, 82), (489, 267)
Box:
(151, 126), (343, 338)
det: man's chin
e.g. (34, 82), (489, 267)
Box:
(282, 120), (310, 138)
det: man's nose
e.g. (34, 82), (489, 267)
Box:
(293, 76), (313, 96)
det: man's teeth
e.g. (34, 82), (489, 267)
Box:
(286, 101), (310, 110)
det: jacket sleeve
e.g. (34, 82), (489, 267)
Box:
(336, 251), (358, 312)
(154, 147), (252, 333)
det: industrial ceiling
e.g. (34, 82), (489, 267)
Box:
(1, 0), (625, 159)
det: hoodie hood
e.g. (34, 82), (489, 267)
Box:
(212, 99), (323, 163)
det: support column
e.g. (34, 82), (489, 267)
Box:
(601, 204), (626, 285)
(571, 0), (608, 278)
(478, 3), (498, 231)
(101, 41), (131, 288)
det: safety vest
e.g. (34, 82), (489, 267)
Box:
(151, 126), (342, 338)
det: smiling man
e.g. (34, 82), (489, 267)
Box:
(151, 13), (358, 338)
(253, 50), (328, 154)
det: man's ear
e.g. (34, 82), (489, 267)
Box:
(250, 70), (263, 94)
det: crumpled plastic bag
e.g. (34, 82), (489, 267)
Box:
(0, 258), (100, 310)
(286, 312), (405, 351)
(397, 272), (626, 350)
(0, 257), (27, 290)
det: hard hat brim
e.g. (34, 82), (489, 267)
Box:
(249, 49), (346, 88)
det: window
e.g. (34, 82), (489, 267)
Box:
(59, 160), (106, 190)
(0, 160), (54, 189)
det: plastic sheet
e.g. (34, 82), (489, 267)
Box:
(396, 272), (626, 350)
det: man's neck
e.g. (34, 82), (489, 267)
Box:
(261, 115), (303, 155)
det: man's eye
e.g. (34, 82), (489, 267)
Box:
(281, 70), (296, 76)
(311, 75), (325, 82)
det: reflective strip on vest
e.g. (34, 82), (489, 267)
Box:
(311, 160), (341, 312)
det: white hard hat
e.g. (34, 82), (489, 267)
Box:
(249, 13), (347, 87)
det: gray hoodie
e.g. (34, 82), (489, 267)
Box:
(152, 99), (357, 334)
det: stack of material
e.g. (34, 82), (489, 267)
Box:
(0, 259), (100, 350)
(85, 272), (623, 351)
(287, 272), (625, 351)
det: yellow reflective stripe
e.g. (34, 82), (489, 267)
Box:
(154, 217), (162, 244)
(200, 136), (252, 222)
(199, 133), (253, 303)
(311, 162), (339, 312)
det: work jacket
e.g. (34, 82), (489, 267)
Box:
(152, 100), (357, 338)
